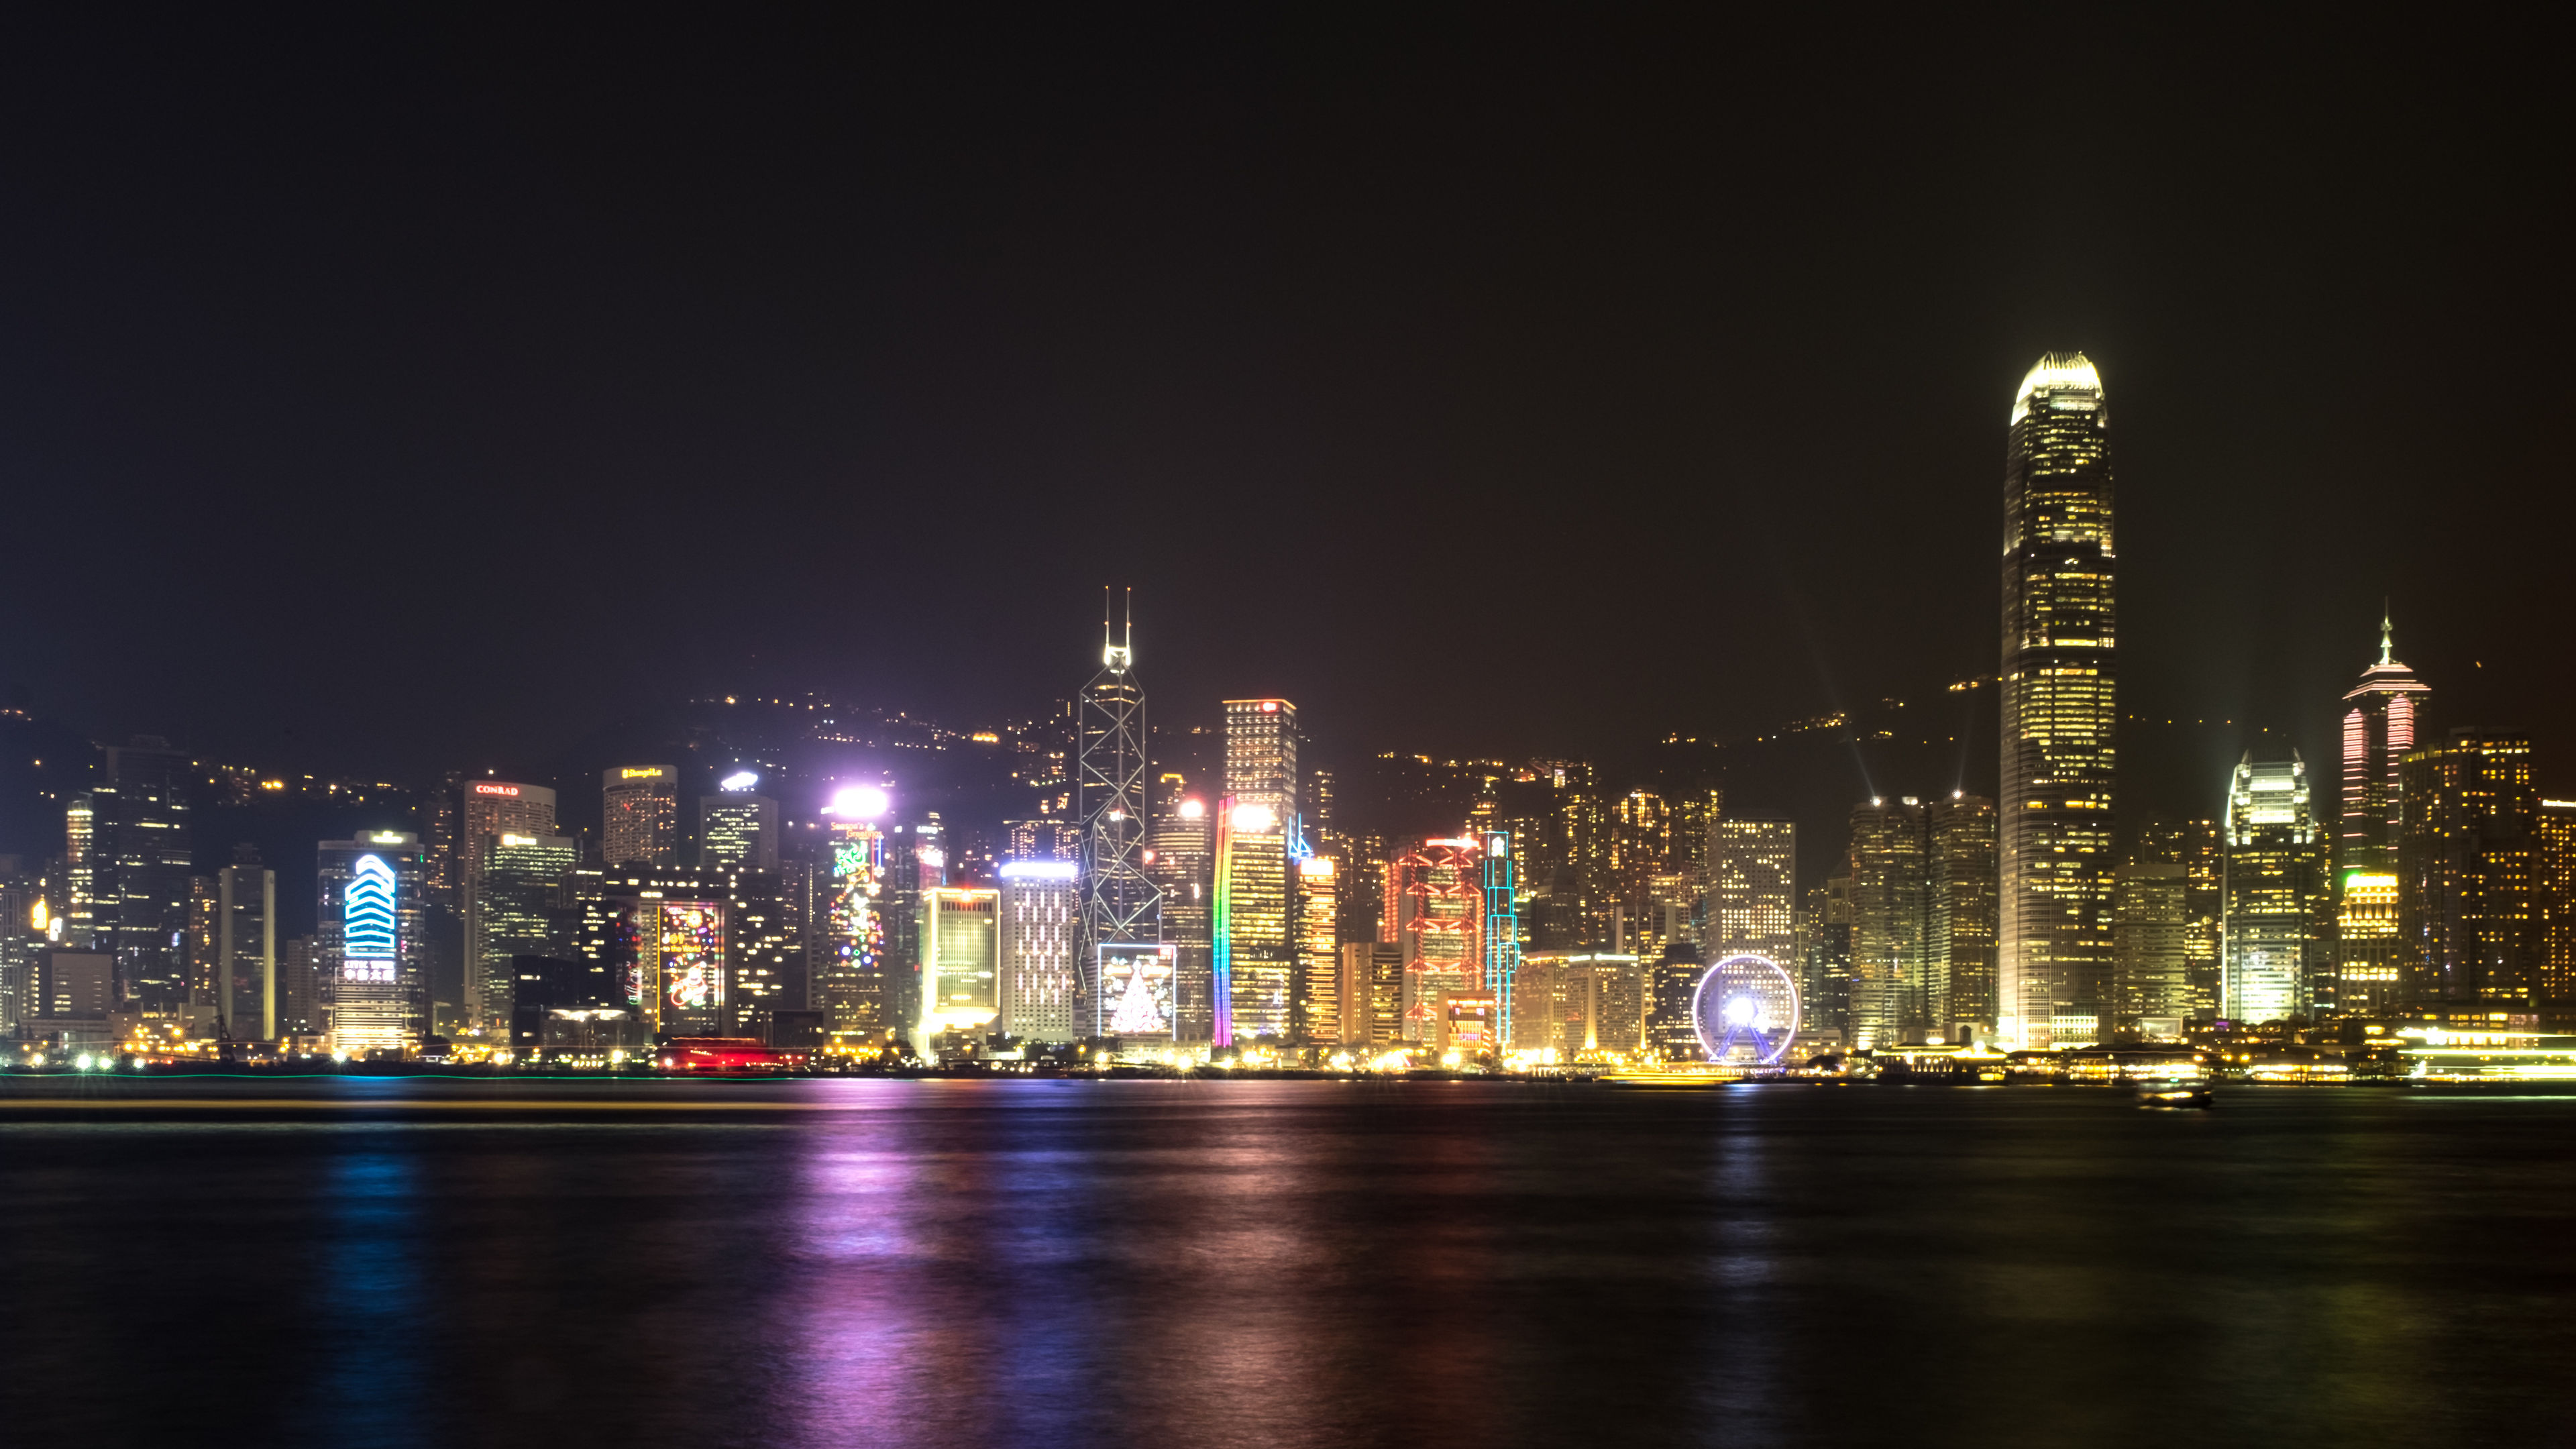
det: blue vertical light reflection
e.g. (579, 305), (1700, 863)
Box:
(316, 1144), (427, 1443)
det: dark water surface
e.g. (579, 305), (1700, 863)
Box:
(3, 1077), (2571, 1448)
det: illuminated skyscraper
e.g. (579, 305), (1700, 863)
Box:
(1998, 352), (2118, 1049)
(1707, 818), (1796, 967)
(319, 833), (425, 1055)
(1214, 797), (1291, 1044)
(604, 765), (680, 867)
(699, 778), (780, 871)
(2136, 817), (2223, 1018)
(472, 831), (578, 1028)
(918, 885), (1000, 1055)
(216, 846), (276, 1039)
(816, 790), (892, 1035)
(1389, 837), (1483, 1045)
(880, 816), (942, 1034)
(1481, 828), (1520, 1047)
(2537, 800), (2576, 1004)
(2112, 862), (2188, 1034)
(1799, 875), (1854, 1040)
(1931, 794), (1998, 1036)
(2341, 612), (2430, 873)
(1847, 799), (1928, 1049)
(1078, 600), (1159, 1031)
(78, 739), (195, 1010)
(2399, 729), (2539, 1003)
(998, 859), (1079, 1042)
(584, 863), (797, 1038)
(1223, 699), (1299, 822)
(1644, 941), (1703, 1061)
(459, 780), (557, 1028)
(1295, 855), (1339, 1045)
(2339, 614), (2428, 1007)
(2222, 754), (2328, 1023)
(1146, 783), (1213, 1042)
(1214, 700), (1297, 1046)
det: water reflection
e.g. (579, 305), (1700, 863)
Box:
(315, 1139), (426, 1446)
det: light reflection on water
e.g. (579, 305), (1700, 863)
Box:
(1, 1081), (2573, 1448)
(316, 1148), (426, 1446)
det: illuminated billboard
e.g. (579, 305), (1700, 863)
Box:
(830, 824), (885, 985)
(341, 854), (398, 983)
(1099, 941), (1178, 1040)
(659, 901), (725, 1014)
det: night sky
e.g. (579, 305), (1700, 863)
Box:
(0, 12), (2565, 824)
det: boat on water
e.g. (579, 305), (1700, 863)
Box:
(2137, 1080), (2213, 1109)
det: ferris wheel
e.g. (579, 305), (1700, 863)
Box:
(1690, 953), (1802, 1065)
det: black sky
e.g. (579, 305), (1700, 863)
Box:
(0, 11), (2567, 821)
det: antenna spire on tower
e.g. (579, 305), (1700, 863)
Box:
(2380, 599), (2395, 667)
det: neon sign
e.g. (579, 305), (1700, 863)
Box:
(1100, 941), (1177, 1038)
(659, 901), (724, 1012)
(472, 784), (520, 797)
(342, 854), (397, 981)
(1212, 796), (1237, 1046)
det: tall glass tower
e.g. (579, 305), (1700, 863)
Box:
(1998, 352), (2117, 1049)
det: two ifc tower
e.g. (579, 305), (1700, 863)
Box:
(1998, 352), (2116, 1051)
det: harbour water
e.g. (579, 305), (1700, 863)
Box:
(2, 1077), (2571, 1448)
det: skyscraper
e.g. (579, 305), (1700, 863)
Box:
(1295, 855), (1339, 1046)
(459, 780), (557, 1028)
(2222, 754), (2328, 1023)
(2341, 611), (2430, 873)
(1707, 817), (1796, 968)
(1481, 828), (1520, 1048)
(2136, 817), (2224, 1018)
(603, 765), (680, 867)
(319, 833), (425, 1055)
(700, 781), (780, 871)
(1215, 700), (1297, 1046)
(2537, 800), (2576, 1005)
(1389, 837), (1482, 1046)
(917, 885), (999, 1055)
(816, 798), (890, 1035)
(472, 830), (578, 1029)
(1077, 602), (1159, 1032)
(2399, 729), (2539, 1004)
(2112, 862), (2188, 1034)
(1214, 796), (1291, 1044)
(215, 845), (276, 1039)
(1998, 352), (2118, 1049)
(2339, 614), (2429, 1008)
(998, 859), (1079, 1042)
(1931, 794), (1999, 1036)
(1846, 799), (1928, 1049)
(1146, 784), (1214, 1043)
(79, 739), (195, 1011)
(584, 863), (798, 1038)
(1799, 874), (1854, 1040)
